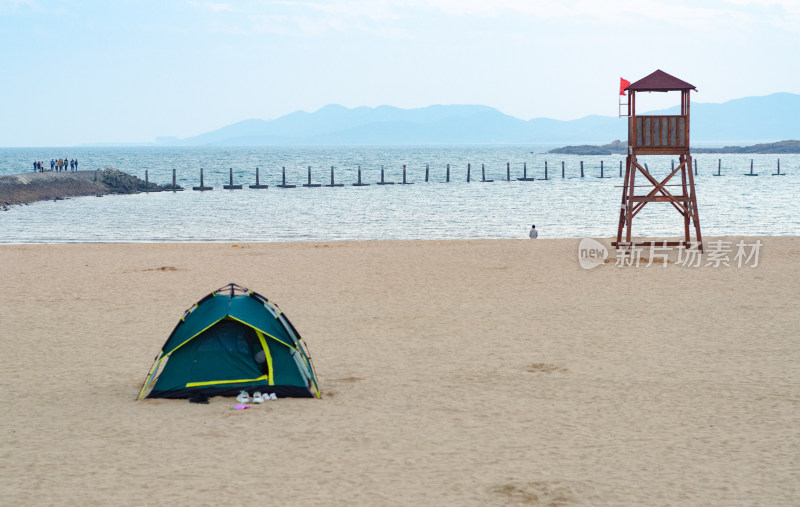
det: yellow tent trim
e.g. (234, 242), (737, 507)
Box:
(255, 329), (274, 386)
(226, 315), (296, 350)
(137, 355), (163, 400)
(168, 316), (226, 357)
(185, 374), (269, 388)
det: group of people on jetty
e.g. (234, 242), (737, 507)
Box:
(33, 158), (80, 172)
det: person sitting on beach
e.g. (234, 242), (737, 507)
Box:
(529, 225), (538, 239)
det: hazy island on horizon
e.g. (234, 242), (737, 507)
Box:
(548, 139), (800, 155)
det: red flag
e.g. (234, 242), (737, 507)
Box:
(619, 78), (631, 95)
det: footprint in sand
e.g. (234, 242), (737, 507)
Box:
(526, 363), (568, 374)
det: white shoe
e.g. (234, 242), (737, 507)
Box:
(269, 393), (277, 400)
(252, 392), (264, 403)
(236, 391), (249, 403)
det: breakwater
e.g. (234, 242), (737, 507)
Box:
(2, 155), (791, 210)
(0, 168), (167, 209)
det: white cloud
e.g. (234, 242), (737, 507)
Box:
(411, 0), (799, 31)
(185, 0), (800, 39)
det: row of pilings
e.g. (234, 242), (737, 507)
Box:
(145, 158), (789, 191)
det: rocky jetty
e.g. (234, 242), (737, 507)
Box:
(0, 168), (174, 210)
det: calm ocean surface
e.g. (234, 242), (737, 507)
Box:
(0, 145), (797, 243)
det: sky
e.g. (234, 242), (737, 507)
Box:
(2, 0), (799, 147)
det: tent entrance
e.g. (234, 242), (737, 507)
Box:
(151, 319), (271, 395)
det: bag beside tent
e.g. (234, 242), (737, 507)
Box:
(138, 283), (320, 400)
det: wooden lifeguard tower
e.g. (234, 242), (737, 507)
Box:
(615, 69), (703, 251)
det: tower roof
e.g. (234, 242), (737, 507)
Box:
(625, 69), (696, 92)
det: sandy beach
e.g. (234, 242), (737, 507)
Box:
(0, 237), (797, 505)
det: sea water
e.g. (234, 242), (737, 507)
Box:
(0, 145), (797, 243)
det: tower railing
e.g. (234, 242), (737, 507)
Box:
(629, 115), (688, 149)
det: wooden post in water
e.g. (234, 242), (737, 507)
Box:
(694, 159), (697, 176)
(562, 161), (565, 179)
(277, 166), (296, 188)
(506, 162), (511, 181)
(518, 161), (534, 181)
(303, 166), (321, 187)
(193, 168), (212, 191)
(619, 160), (623, 177)
(773, 159), (785, 176)
(543, 161), (549, 180)
(172, 168), (176, 191)
(580, 161), (584, 178)
(377, 165), (394, 185)
(600, 161), (605, 178)
(467, 163), (471, 182)
(643, 162), (649, 174)
(326, 166), (343, 187)
(400, 164), (413, 184)
(745, 159), (758, 176)
(714, 159), (721, 176)
(353, 165), (369, 186)
(250, 167), (268, 189)
(143, 170), (163, 192)
(425, 164), (429, 182)
(223, 167), (242, 189)
(481, 163), (493, 182)
(446, 164), (450, 183)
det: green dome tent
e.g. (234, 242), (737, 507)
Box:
(138, 283), (320, 400)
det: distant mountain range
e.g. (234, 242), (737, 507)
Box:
(149, 93), (799, 146)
